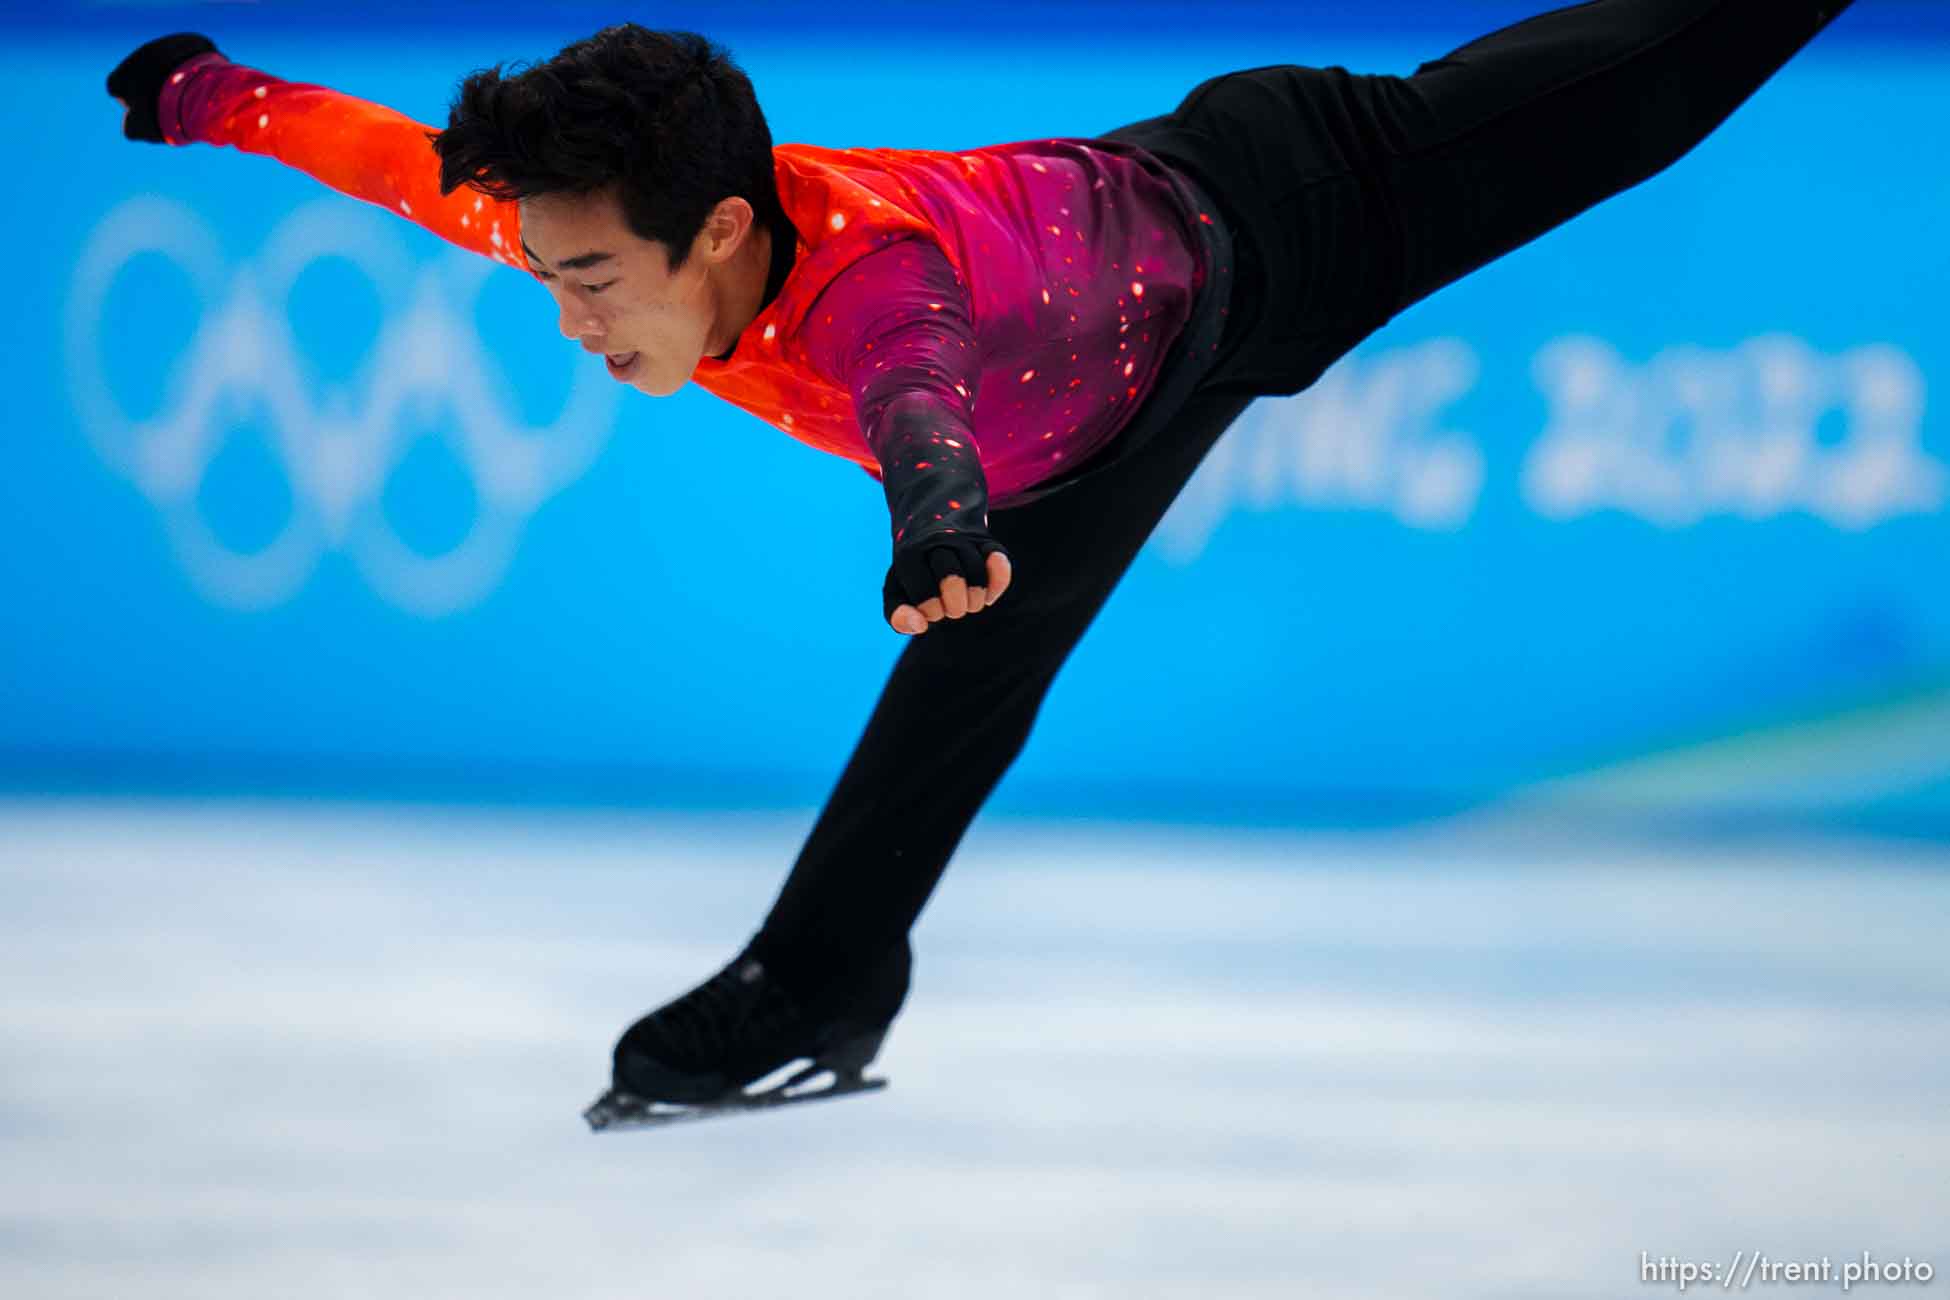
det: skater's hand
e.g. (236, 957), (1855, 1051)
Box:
(887, 548), (1012, 636)
(107, 32), (221, 142)
(863, 391), (1007, 637)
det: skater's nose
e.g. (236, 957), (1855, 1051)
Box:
(553, 288), (602, 344)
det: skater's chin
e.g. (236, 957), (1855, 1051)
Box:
(630, 369), (690, 398)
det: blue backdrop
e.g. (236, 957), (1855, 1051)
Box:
(5, 2), (1947, 831)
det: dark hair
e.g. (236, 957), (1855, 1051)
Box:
(432, 25), (782, 271)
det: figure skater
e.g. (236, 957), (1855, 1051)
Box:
(107, 0), (1854, 1125)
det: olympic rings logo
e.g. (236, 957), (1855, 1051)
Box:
(64, 196), (620, 615)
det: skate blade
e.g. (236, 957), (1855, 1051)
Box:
(583, 1062), (887, 1133)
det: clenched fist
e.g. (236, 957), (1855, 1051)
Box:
(887, 550), (1013, 635)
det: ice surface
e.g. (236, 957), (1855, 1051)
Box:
(1, 798), (1945, 1299)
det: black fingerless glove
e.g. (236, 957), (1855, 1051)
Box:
(873, 396), (1009, 622)
(107, 32), (219, 143)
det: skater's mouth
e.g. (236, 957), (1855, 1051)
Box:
(605, 351), (640, 380)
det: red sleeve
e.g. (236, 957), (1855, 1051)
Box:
(803, 238), (1010, 616)
(800, 238), (997, 542)
(800, 237), (982, 444)
(159, 52), (526, 270)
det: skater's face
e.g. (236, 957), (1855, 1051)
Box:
(517, 187), (771, 398)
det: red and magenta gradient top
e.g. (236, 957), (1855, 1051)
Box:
(159, 54), (1212, 506)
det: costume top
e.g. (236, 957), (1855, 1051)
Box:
(702, 139), (1214, 507)
(157, 53), (1222, 516)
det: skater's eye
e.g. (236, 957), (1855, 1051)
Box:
(583, 280), (616, 295)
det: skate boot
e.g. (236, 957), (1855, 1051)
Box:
(583, 938), (910, 1131)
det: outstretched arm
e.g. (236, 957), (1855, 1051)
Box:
(109, 35), (524, 269)
(802, 238), (1013, 636)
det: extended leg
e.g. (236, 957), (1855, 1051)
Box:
(1370, 0), (1855, 315)
(1133, 0), (1854, 396)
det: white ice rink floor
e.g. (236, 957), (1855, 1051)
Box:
(2, 797), (1946, 1299)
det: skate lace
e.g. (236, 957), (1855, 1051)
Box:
(655, 960), (799, 1066)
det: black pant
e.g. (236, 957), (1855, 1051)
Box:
(750, 0), (1852, 990)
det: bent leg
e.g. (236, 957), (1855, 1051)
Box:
(751, 386), (1255, 990)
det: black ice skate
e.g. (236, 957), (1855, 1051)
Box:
(583, 939), (910, 1132)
